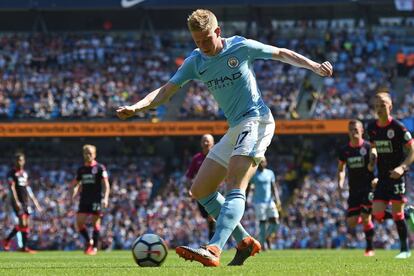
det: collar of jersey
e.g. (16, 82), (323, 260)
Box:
(200, 38), (228, 59)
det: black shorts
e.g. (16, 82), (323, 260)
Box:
(373, 178), (407, 204)
(347, 190), (372, 217)
(78, 202), (102, 215)
(197, 202), (209, 219)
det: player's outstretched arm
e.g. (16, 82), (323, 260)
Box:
(27, 186), (42, 212)
(272, 48), (333, 77)
(116, 82), (180, 120)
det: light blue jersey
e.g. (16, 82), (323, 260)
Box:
(250, 168), (275, 204)
(170, 36), (274, 127)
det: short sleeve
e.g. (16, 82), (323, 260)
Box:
(271, 171), (275, 183)
(101, 165), (109, 179)
(76, 168), (82, 181)
(398, 123), (413, 146)
(338, 147), (346, 163)
(244, 39), (275, 62)
(169, 55), (198, 87)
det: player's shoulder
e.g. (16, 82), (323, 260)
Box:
(391, 118), (408, 130)
(95, 162), (107, 170)
(226, 35), (247, 45)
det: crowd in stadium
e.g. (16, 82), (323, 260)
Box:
(0, 33), (177, 120)
(1, 149), (412, 251)
(1, 24), (413, 121)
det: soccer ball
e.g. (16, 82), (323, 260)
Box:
(131, 233), (168, 267)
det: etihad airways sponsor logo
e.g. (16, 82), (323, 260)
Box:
(205, 71), (242, 90)
(121, 0), (146, 8)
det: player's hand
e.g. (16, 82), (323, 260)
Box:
(371, 178), (379, 189)
(314, 61), (333, 77)
(368, 153), (377, 172)
(338, 189), (344, 201)
(390, 166), (405, 179)
(275, 201), (282, 212)
(103, 198), (109, 209)
(116, 105), (136, 120)
(36, 206), (43, 213)
(15, 202), (22, 212)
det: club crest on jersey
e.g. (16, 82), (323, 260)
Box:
(92, 166), (98, 174)
(387, 129), (395, 139)
(360, 147), (367, 156)
(404, 131), (412, 141)
(227, 57), (239, 68)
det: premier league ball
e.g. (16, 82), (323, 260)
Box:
(131, 233), (168, 267)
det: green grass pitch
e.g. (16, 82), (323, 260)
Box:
(1, 250), (414, 275)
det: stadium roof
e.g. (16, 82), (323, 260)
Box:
(0, 0), (394, 10)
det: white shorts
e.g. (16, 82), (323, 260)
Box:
(207, 113), (275, 168)
(254, 201), (279, 221)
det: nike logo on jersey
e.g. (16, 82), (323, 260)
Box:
(121, 0), (146, 8)
(234, 145), (243, 150)
(199, 69), (208, 75)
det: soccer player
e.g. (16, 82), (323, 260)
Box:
(70, 144), (110, 255)
(2, 152), (42, 253)
(186, 134), (216, 240)
(337, 120), (375, 257)
(367, 92), (414, 259)
(249, 158), (281, 250)
(116, 9), (332, 266)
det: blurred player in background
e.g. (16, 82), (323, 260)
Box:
(116, 9), (332, 266)
(70, 145), (110, 255)
(367, 92), (414, 259)
(186, 134), (216, 240)
(337, 120), (376, 257)
(248, 158), (281, 250)
(2, 152), (42, 253)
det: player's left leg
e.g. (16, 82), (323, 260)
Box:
(361, 212), (375, 256)
(89, 215), (101, 255)
(392, 201), (411, 258)
(208, 155), (258, 258)
(177, 156), (259, 267)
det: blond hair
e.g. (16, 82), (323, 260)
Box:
(375, 92), (392, 105)
(187, 9), (218, 32)
(348, 119), (363, 128)
(83, 144), (96, 153)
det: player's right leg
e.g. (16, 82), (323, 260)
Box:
(76, 213), (92, 254)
